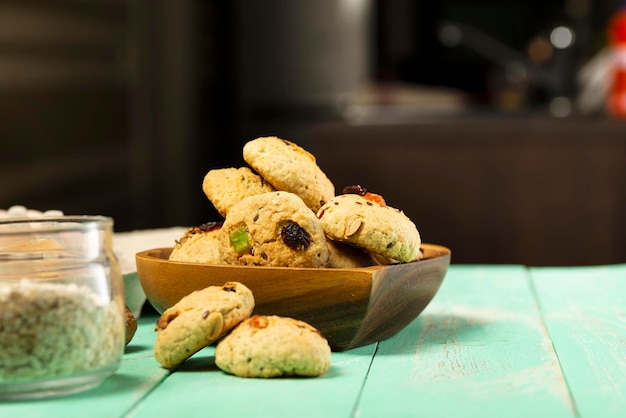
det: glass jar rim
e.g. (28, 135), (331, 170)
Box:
(0, 215), (113, 236)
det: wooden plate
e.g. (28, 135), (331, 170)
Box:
(136, 243), (450, 351)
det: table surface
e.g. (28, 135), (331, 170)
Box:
(3, 263), (625, 418)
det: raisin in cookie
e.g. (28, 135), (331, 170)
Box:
(219, 191), (330, 267)
(202, 167), (274, 217)
(169, 222), (223, 264)
(215, 315), (331, 378)
(317, 194), (421, 263)
(242, 137), (334, 212)
(153, 282), (254, 369)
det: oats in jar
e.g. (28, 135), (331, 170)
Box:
(0, 280), (124, 384)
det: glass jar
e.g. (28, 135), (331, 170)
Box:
(0, 216), (125, 400)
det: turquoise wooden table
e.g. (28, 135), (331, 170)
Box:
(2, 264), (625, 418)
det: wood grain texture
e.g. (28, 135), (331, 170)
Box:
(530, 264), (626, 418)
(136, 243), (450, 350)
(356, 265), (576, 418)
(5, 264), (626, 418)
(131, 343), (377, 418)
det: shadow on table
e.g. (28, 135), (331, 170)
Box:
(43, 373), (160, 402)
(124, 344), (152, 355)
(174, 354), (220, 373)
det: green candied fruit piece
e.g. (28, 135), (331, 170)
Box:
(229, 227), (251, 254)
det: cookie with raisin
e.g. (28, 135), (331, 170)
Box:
(219, 191), (330, 267)
(242, 137), (334, 212)
(215, 315), (331, 378)
(202, 167), (274, 218)
(317, 193), (421, 263)
(169, 222), (223, 264)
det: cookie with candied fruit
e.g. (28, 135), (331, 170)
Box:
(219, 191), (329, 267)
(317, 191), (421, 263)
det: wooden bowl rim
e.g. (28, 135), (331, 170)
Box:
(135, 242), (451, 272)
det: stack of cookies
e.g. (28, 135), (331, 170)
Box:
(170, 136), (422, 268)
(154, 137), (423, 377)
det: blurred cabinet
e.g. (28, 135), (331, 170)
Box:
(0, 1), (231, 231)
(0, 0), (131, 224)
(296, 117), (626, 266)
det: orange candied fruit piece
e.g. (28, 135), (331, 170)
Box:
(363, 192), (386, 206)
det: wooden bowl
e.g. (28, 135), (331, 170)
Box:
(136, 243), (450, 351)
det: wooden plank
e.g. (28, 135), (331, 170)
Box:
(0, 317), (168, 418)
(129, 344), (376, 418)
(356, 265), (576, 418)
(530, 264), (626, 418)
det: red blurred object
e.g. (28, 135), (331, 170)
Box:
(607, 4), (626, 118)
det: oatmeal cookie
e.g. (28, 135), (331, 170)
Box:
(242, 136), (334, 212)
(215, 315), (331, 378)
(153, 282), (254, 369)
(202, 167), (274, 217)
(326, 240), (377, 268)
(169, 222), (223, 264)
(317, 193), (421, 263)
(219, 191), (330, 267)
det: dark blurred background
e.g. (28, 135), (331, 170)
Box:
(1, 0), (625, 266)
